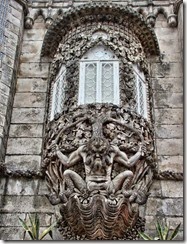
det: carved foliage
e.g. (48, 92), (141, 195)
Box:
(43, 104), (155, 239)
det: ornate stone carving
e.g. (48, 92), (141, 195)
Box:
(43, 104), (156, 240)
(41, 3), (160, 58)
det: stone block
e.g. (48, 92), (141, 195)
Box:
(10, 0), (23, 12)
(146, 198), (183, 217)
(0, 102), (7, 116)
(149, 180), (162, 197)
(0, 213), (25, 227)
(16, 78), (47, 92)
(38, 179), (49, 195)
(19, 62), (50, 78)
(0, 178), (6, 195)
(154, 108), (183, 125)
(156, 138), (183, 156)
(9, 124), (43, 138)
(6, 21), (20, 36)
(161, 180), (183, 198)
(0, 93), (8, 106)
(158, 39), (180, 55)
(145, 197), (162, 216)
(155, 26), (178, 39)
(10, 5), (23, 19)
(11, 108), (45, 123)
(0, 196), (55, 213)
(153, 92), (183, 109)
(0, 227), (24, 240)
(158, 155), (183, 173)
(13, 93), (46, 108)
(166, 217), (183, 230)
(20, 41), (43, 62)
(5, 179), (39, 195)
(7, 13), (21, 27)
(161, 198), (183, 216)
(155, 125), (183, 139)
(6, 138), (43, 155)
(23, 28), (46, 41)
(0, 82), (10, 97)
(151, 62), (183, 78)
(152, 78), (183, 93)
(0, 114), (5, 127)
(5, 155), (41, 171)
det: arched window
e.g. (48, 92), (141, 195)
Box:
(50, 65), (66, 120)
(133, 65), (148, 119)
(78, 45), (120, 105)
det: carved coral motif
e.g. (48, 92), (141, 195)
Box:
(44, 104), (155, 239)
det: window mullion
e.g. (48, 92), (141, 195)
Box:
(97, 61), (101, 102)
(78, 62), (85, 105)
(113, 62), (120, 105)
(50, 82), (57, 120)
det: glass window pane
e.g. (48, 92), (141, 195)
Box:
(101, 62), (114, 103)
(85, 63), (97, 103)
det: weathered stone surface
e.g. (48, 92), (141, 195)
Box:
(23, 28), (46, 41)
(0, 227), (24, 240)
(153, 92), (183, 108)
(166, 217), (183, 230)
(154, 108), (183, 125)
(38, 179), (49, 195)
(5, 155), (41, 171)
(145, 198), (162, 216)
(0, 114), (6, 127)
(0, 178), (6, 195)
(0, 103), (7, 117)
(13, 93), (46, 108)
(151, 62), (183, 78)
(11, 108), (45, 123)
(161, 180), (183, 198)
(19, 63), (50, 78)
(9, 124), (43, 138)
(161, 198), (183, 216)
(152, 78), (183, 93)
(16, 78), (47, 92)
(0, 213), (25, 227)
(155, 125), (183, 139)
(6, 138), (43, 155)
(149, 180), (162, 197)
(158, 155), (183, 173)
(156, 138), (183, 156)
(7, 13), (21, 27)
(0, 83), (10, 97)
(5, 179), (39, 195)
(146, 198), (183, 216)
(0, 196), (54, 213)
(21, 41), (43, 62)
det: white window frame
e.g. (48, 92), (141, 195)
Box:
(133, 65), (148, 119)
(50, 65), (66, 120)
(78, 60), (120, 105)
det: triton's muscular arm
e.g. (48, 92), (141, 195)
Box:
(111, 144), (145, 168)
(56, 145), (86, 168)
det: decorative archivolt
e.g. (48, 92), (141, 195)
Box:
(40, 3), (160, 58)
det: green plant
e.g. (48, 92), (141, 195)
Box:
(19, 213), (56, 240)
(139, 221), (181, 240)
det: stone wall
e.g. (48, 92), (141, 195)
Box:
(0, 0), (183, 240)
(144, 9), (183, 239)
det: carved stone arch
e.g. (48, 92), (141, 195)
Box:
(49, 33), (147, 112)
(41, 3), (160, 58)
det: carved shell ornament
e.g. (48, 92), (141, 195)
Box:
(44, 104), (155, 240)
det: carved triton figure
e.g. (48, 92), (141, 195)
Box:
(52, 137), (146, 203)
